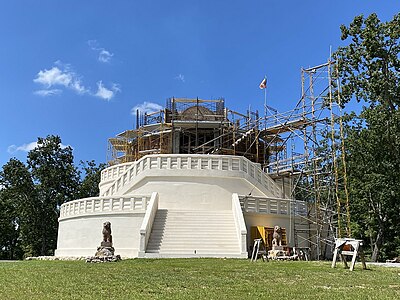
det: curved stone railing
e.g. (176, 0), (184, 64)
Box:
(59, 194), (151, 220)
(99, 162), (134, 191)
(100, 154), (282, 198)
(239, 195), (307, 216)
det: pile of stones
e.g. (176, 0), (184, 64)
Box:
(25, 256), (86, 261)
(85, 254), (121, 263)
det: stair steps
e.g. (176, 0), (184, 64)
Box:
(145, 209), (240, 257)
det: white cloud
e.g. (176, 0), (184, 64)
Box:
(8, 142), (38, 153)
(175, 74), (185, 83)
(33, 89), (62, 96)
(34, 60), (121, 100)
(70, 80), (86, 94)
(95, 81), (120, 101)
(111, 83), (121, 93)
(8, 141), (72, 154)
(33, 63), (88, 96)
(88, 40), (114, 63)
(99, 49), (113, 63)
(34, 67), (72, 87)
(95, 81), (113, 100)
(87, 40), (98, 48)
(131, 102), (163, 115)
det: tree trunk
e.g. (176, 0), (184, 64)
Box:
(371, 228), (384, 262)
(369, 232), (374, 253)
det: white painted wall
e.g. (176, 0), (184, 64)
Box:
(99, 155), (283, 198)
(55, 213), (145, 258)
(127, 175), (265, 210)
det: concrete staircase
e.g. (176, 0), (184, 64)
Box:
(145, 209), (241, 257)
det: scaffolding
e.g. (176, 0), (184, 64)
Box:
(107, 60), (351, 260)
(107, 97), (268, 166)
(261, 59), (351, 259)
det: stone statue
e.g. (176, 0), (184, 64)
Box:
(267, 225), (286, 259)
(102, 221), (113, 246)
(94, 221), (115, 257)
(272, 225), (282, 247)
(86, 221), (121, 262)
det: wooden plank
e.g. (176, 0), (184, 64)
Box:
(341, 251), (356, 256)
(350, 250), (358, 271)
(262, 118), (308, 135)
(331, 249), (338, 268)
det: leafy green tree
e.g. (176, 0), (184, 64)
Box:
(27, 135), (80, 256)
(335, 13), (400, 261)
(0, 136), (106, 259)
(343, 107), (400, 261)
(336, 13), (400, 111)
(77, 160), (106, 199)
(0, 194), (17, 259)
(0, 159), (36, 259)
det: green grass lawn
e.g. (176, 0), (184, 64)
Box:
(0, 259), (399, 299)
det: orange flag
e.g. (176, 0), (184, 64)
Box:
(259, 78), (267, 89)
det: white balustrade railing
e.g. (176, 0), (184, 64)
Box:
(100, 162), (133, 183)
(239, 195), (307, 216)
(139, 192), (159, 256)
(101, 154), (282, 197)
(232, 193), (248, 255)
(59, 194), (151, 220)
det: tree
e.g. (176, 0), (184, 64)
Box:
(77, 160), (106, 199)
(0, 159), (36, 259)
(344, 107), (400, 261)
(335, 13), (400, 111)
(335, 13), (400, 261)
(0, 135), (105, 259)
(27, 135), (80, 256)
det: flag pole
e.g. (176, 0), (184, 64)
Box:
(263, 75), (267, 131)
(259, 75), (268, 129)
(264, 75), (267, 119)
(258, 75), (268, 171)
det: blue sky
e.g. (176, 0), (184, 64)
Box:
(0, 1), (398, 167)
